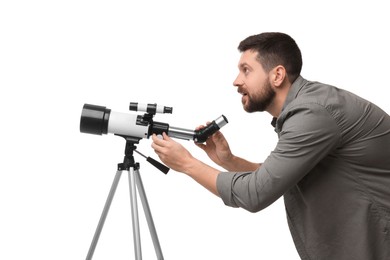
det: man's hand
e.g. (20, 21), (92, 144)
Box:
(151, 132), (221, 196)
(195, 125), (260, 172)
(195, 127), (234, 169)
(151, 132), (194, 173)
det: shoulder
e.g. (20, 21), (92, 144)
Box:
(278, 80), (352, 131)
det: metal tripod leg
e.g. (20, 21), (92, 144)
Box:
(128, 167), (142, 259)
(85, 167), (164, 260)
(133, 168), (164, 260)
(86, 170), (123, 260)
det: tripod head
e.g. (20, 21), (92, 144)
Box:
(117, 136), (170, 174)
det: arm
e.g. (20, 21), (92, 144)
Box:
(195, 130), (260, 172)
(218, 105), (341, 212)
(219, 155), (261, 172)
(151, 133), (221, 196)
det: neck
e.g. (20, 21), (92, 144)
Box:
(266, 81), (291, 118)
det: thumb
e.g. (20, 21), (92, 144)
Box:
(211, 130), (224, 142)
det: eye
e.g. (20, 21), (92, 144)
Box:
(243, 67), (250, 75)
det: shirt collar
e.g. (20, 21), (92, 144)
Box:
(282, 75), (307, 111)
(271, 75), (307, 128)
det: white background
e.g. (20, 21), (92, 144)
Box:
(1, 1), (389, 259)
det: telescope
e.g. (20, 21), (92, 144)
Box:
(80, 103), (228, 143)
(80, 102), (229, 259)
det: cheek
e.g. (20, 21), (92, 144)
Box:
(247, 76), (264, 94)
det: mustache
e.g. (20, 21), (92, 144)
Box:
(237, 87), (247, 95)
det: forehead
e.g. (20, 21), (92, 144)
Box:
(238, 50), (261, 68)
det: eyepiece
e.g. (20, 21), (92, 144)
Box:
(193, 115), (229, 143)
(80, 104), (111, 135)
(214, 115), (229, 129)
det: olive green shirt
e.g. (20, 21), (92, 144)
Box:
(217, 76), (390, 259)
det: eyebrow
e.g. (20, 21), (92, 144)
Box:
(238, 62), (251, 69)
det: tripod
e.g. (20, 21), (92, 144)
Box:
(86, 137), (167, 260)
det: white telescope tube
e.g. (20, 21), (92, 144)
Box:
(107, 111), (149, 139)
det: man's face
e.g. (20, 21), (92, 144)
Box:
(233, 50), (275, 113)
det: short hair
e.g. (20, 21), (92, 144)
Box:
(238, 32), (302, 83)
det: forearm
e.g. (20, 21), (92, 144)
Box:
(183, 158), (221, 197)
(221, 155), (261, 172)
(182, 156), (260, 197)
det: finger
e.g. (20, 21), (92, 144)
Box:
(195, 125), (206, 131)
(195, 121), (213, 131)
(151, 134), (166, 151)
(195, 142), (206, 150)
(211, 130), (224, 141)
(151, 141), (161, 152)
(152, 134), (164, 144)
(162, 132), (171, 141)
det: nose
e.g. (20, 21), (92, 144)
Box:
(233, 74), (243, 88)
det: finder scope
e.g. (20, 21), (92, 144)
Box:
(80, 103), (228, 143)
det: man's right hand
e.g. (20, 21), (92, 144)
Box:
(195, 125), (261, 172)
(195, 127), (234, 169)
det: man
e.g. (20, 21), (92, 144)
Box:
(151, 32), (390, 259)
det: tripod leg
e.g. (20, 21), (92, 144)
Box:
(128, 167), (142, 260)
(134, 169), (164, 260)
(86, 170), (123, 260)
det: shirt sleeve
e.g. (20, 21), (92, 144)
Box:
(217, 103), (341, 212)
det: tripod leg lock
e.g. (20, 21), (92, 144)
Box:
(118, 161), (140, 171)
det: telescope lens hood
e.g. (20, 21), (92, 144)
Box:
(80, 104), (111, 135)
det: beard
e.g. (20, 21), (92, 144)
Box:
(243, 78), (276, 113)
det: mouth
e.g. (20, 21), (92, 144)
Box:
(237, 88), (247, 96)
(238, 90), (248, 104)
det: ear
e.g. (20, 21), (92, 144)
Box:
(270, 65), (286, 88)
